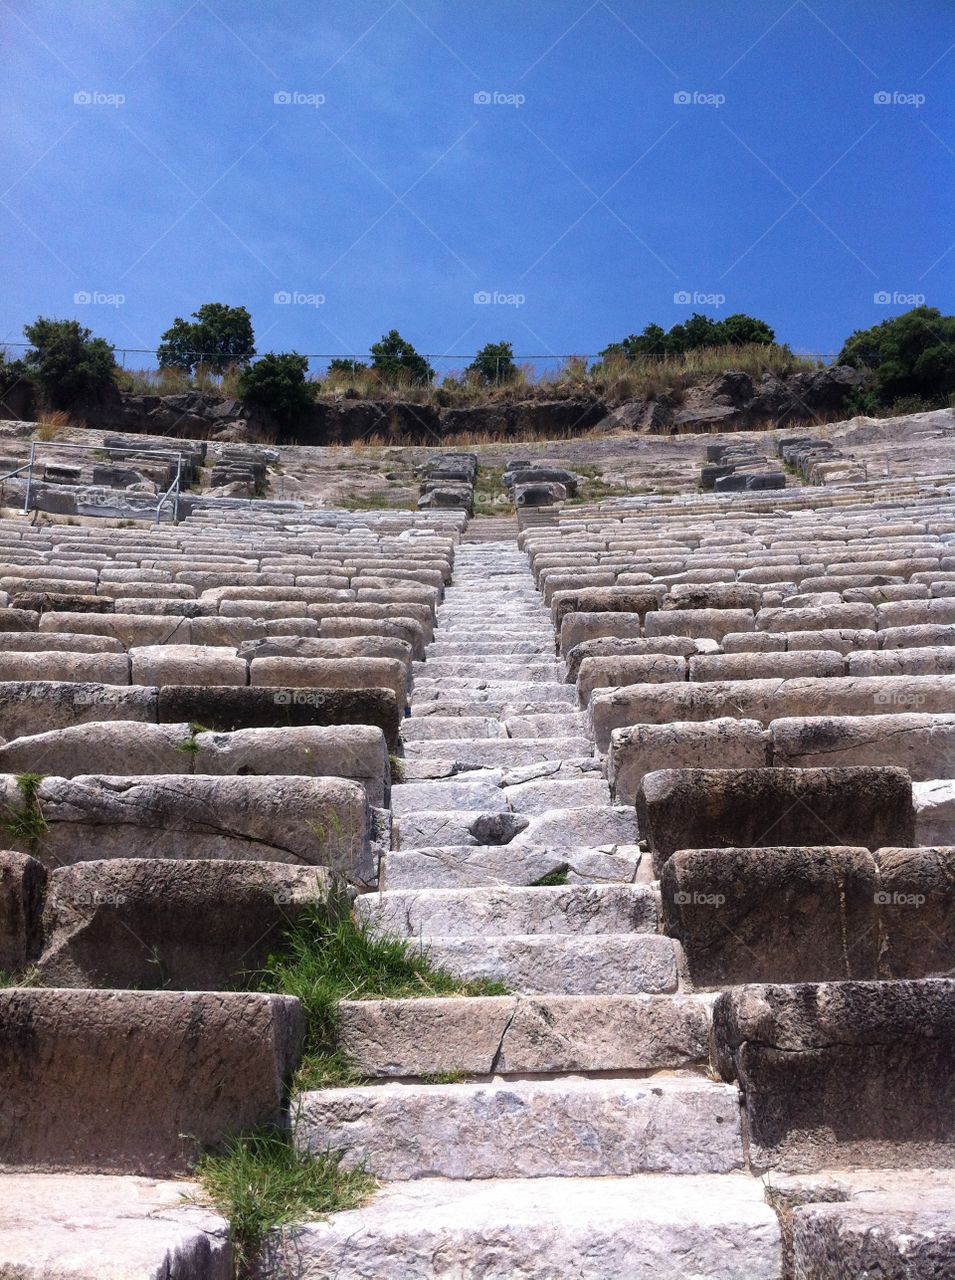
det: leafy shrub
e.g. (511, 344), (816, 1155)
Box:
(22, 318), (115, 407)
(157, 302), (255, 374)
(837, 307), (955, 408)
(238, 352), (315, 426)
(602, 312), (775, 361)
(468, 341), (517, 384)
(326, 358), (368, 376)
(369, 329), (433, 385)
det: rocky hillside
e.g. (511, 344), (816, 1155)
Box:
(4, 364), (868, 444)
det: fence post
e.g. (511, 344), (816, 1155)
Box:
(21, 442), (36, 514)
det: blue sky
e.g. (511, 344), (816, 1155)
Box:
(2, 0), (953, 377)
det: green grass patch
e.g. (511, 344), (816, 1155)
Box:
(254, 901), (506, 1089)
(530, 866), (570, 887)
(0, 966), (43, 989)
(388, 753), (406, 783)
(3, 773), (48, 848)
(195, 1128), (373, 1275)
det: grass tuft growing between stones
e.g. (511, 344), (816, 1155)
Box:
(0, 966), (43, 989)
(388, 753), (406, 783)
(256, 901), (506, 1089)
(3, 773), (48, 848)
(195, 1127), (373, 1276)
(531, 865), (570, 887)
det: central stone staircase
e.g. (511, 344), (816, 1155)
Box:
(282, 536), (781, 1275)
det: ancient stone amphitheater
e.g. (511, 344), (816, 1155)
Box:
(0, 423), (954, 1278)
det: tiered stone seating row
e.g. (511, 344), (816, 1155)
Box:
(0, 501), (466, 1261)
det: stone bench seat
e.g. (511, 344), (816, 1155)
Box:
(0, 988), (302, 1174)
(0, 772), (375, 883)
(0, 720), (390, 804)
(30, 857), (342, 990)
(713, 978), (955, 1170)
(589, 674), (955, 751)
(637, 765), (914, 874)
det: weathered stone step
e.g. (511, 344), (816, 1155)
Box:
(393, 807), (529, 848)
(258, 1172), (781, 1279)
(390, 776), (508, 815)
(412, 686), (573, 706)
(401, 712), (587, 742)
(399, 754), (596, 782)
(414, 662), (561, 682)
(0, 989), (302, 1174)
(32, 858), (342, 990)
(401, 737), (592, 766)
(714, 978), (955, 1171)
(428, 640), (553, 656)
(337, 993), (710, 1077)
(511, 804), (638, 847)
(0, 1173), (231, 1278)
(381, 843), (642, 889)
(357, 883), (657, 936)
(502, 774), (610, 813)
(295, 1076), (744, 1178)
(408, 703), (578, 723)
(423, 933), (678, 994)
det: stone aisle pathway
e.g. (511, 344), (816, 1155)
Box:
(289, 535), (783, 1277)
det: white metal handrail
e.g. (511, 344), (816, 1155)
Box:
(17, 441), (187, 525)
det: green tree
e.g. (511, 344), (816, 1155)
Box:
(0, 350), (30, 395)
(369, 330), (434, 385)
(157, 302), (255, 374)
(22, 317), (115, 407)
(238, 353), (315, 426)
(722, 313), (775, 346)
(326, 358), (368, 376)
(468, 340), (516, 384)
(601, 313), (775, 361)
(838, 307), (955, 407)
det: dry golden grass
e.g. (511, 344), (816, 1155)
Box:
(35, 410), (71, 441)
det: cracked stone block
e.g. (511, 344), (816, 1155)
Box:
(662, 846), (878, 987)
(0, 773), (374, 885)
(38, 858), (341, 989)
(0, 988), (303, 1174)
(769, 712), (955, 781)
(295, 1076), (743, 1178)
(713, 978), (955, 1170)
(638, 766), (914, 875)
